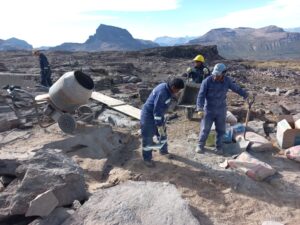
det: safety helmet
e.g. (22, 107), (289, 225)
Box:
(212, 63), (227, 76)
(193, 54), (205, 63)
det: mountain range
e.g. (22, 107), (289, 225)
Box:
(154, 36), (198, 46)
(1, 24), (300, 60)
(188, 25), (300, 60)
(0, 38), (32, 51)
(284, 27), (300, 33)
(51, 24), (158, 52)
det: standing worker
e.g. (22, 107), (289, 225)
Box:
(196, 63), (249, 155)
(141, 78), (184, 167)
(184, 54), (210, 83)
(33, 50), (52, 87)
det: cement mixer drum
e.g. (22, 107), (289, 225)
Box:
(49, 70), (94, 113)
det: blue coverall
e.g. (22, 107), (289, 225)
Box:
(39, 53), (52, 87)
(196, 76), (248, 150)
(140, 83), (172, 161)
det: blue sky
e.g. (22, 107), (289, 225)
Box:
(1, 0), (299, 47)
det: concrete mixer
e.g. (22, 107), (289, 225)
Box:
(35, 70), (96, 133)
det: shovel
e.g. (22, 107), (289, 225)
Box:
(145, 136), (168, 151)
(236, 94), (256, 151)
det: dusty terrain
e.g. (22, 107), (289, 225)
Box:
(0, 46), (300, 225)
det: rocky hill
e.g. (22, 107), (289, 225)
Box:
(51, 24), (159, 52)
(188, 25), (300, 60)
(0, 38), (32, 51)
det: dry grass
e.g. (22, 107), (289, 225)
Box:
(241, 60), (300, 71)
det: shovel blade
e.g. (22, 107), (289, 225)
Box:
(235, 135), (250, 151)
(146, 142), (167, 151)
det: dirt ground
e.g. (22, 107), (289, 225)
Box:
(1, 108), (299, 225)
(0, 49), (300, 224)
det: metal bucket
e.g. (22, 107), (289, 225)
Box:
(49, 71), (94, 113)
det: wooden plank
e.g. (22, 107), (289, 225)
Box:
(35, 93), (50, 102)
(91, 91), (141, 120)
(112, 104), (141, 120)
(91, 92), (125, 107)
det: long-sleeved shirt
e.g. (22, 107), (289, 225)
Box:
(197, 76), (248, 113)
(142, 83), (173, 126)
(39, 53), (50, 71)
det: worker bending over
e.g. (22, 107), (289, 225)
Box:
(141, 78), (184, 167)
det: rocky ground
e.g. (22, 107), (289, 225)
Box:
(0, 46), (300, 225)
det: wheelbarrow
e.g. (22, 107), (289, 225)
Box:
(177, 82), (200, 120)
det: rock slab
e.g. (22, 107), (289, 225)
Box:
(62, 181), (200, 225)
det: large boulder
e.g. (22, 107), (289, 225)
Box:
(29, 207), (74, 225)
(62, 181), (200, 225)
(0, 149), (87, 219)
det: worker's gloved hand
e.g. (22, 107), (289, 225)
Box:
(157, 126), (166, 137)
(197, 109), (204, 119)
(245, 93), (255, 103)
(186, 67), (192, 73)
(203, 68), (209, 75)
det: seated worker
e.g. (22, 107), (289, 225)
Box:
(183, 54), (210, 83)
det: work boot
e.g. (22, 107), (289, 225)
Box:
(215, 148), (224, 155)
(160, 152), (175, 159)
(144, 160), (155, 168)
(195, 145), (205, 154)
(159, 150), (169, 155)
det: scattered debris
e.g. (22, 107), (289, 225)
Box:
(227, 151), (276, 181)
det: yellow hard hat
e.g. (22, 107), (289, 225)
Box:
(193, 54), (205, 63)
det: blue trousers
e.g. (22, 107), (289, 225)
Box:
(41, 69), (52, 87)
(140, 112), (168, 161)
(198, 110), (226, 150)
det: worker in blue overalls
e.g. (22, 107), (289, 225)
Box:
(196, 63), (249, 155)
(140, 78), (184, 167)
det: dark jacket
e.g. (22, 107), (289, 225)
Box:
(187, 64), (210, 83)
(39, 53), (50, 71)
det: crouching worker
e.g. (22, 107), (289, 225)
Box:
(196, 63), (249, 155)
(141, 78), (185, 167)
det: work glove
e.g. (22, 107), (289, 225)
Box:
(157, 126), (166, 137)
(203, 68), (209, 75)
(197, 109), (204, 119)
(186, 67), (192, 73)
(245, 93), (255, 103)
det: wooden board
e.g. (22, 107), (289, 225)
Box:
(91, 92), (125, 107)
(35, 93), (50, 102)
(91, 91), (141, 120)
(112, 104), (141, 120)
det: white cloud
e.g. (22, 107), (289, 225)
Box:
(0, 0), (180, 46)
(187, 0), (300, 35)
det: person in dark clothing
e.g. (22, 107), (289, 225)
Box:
(140, 78), (185, 167)
(184, 54), (210, 83)
(33, 50), (52, 87)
